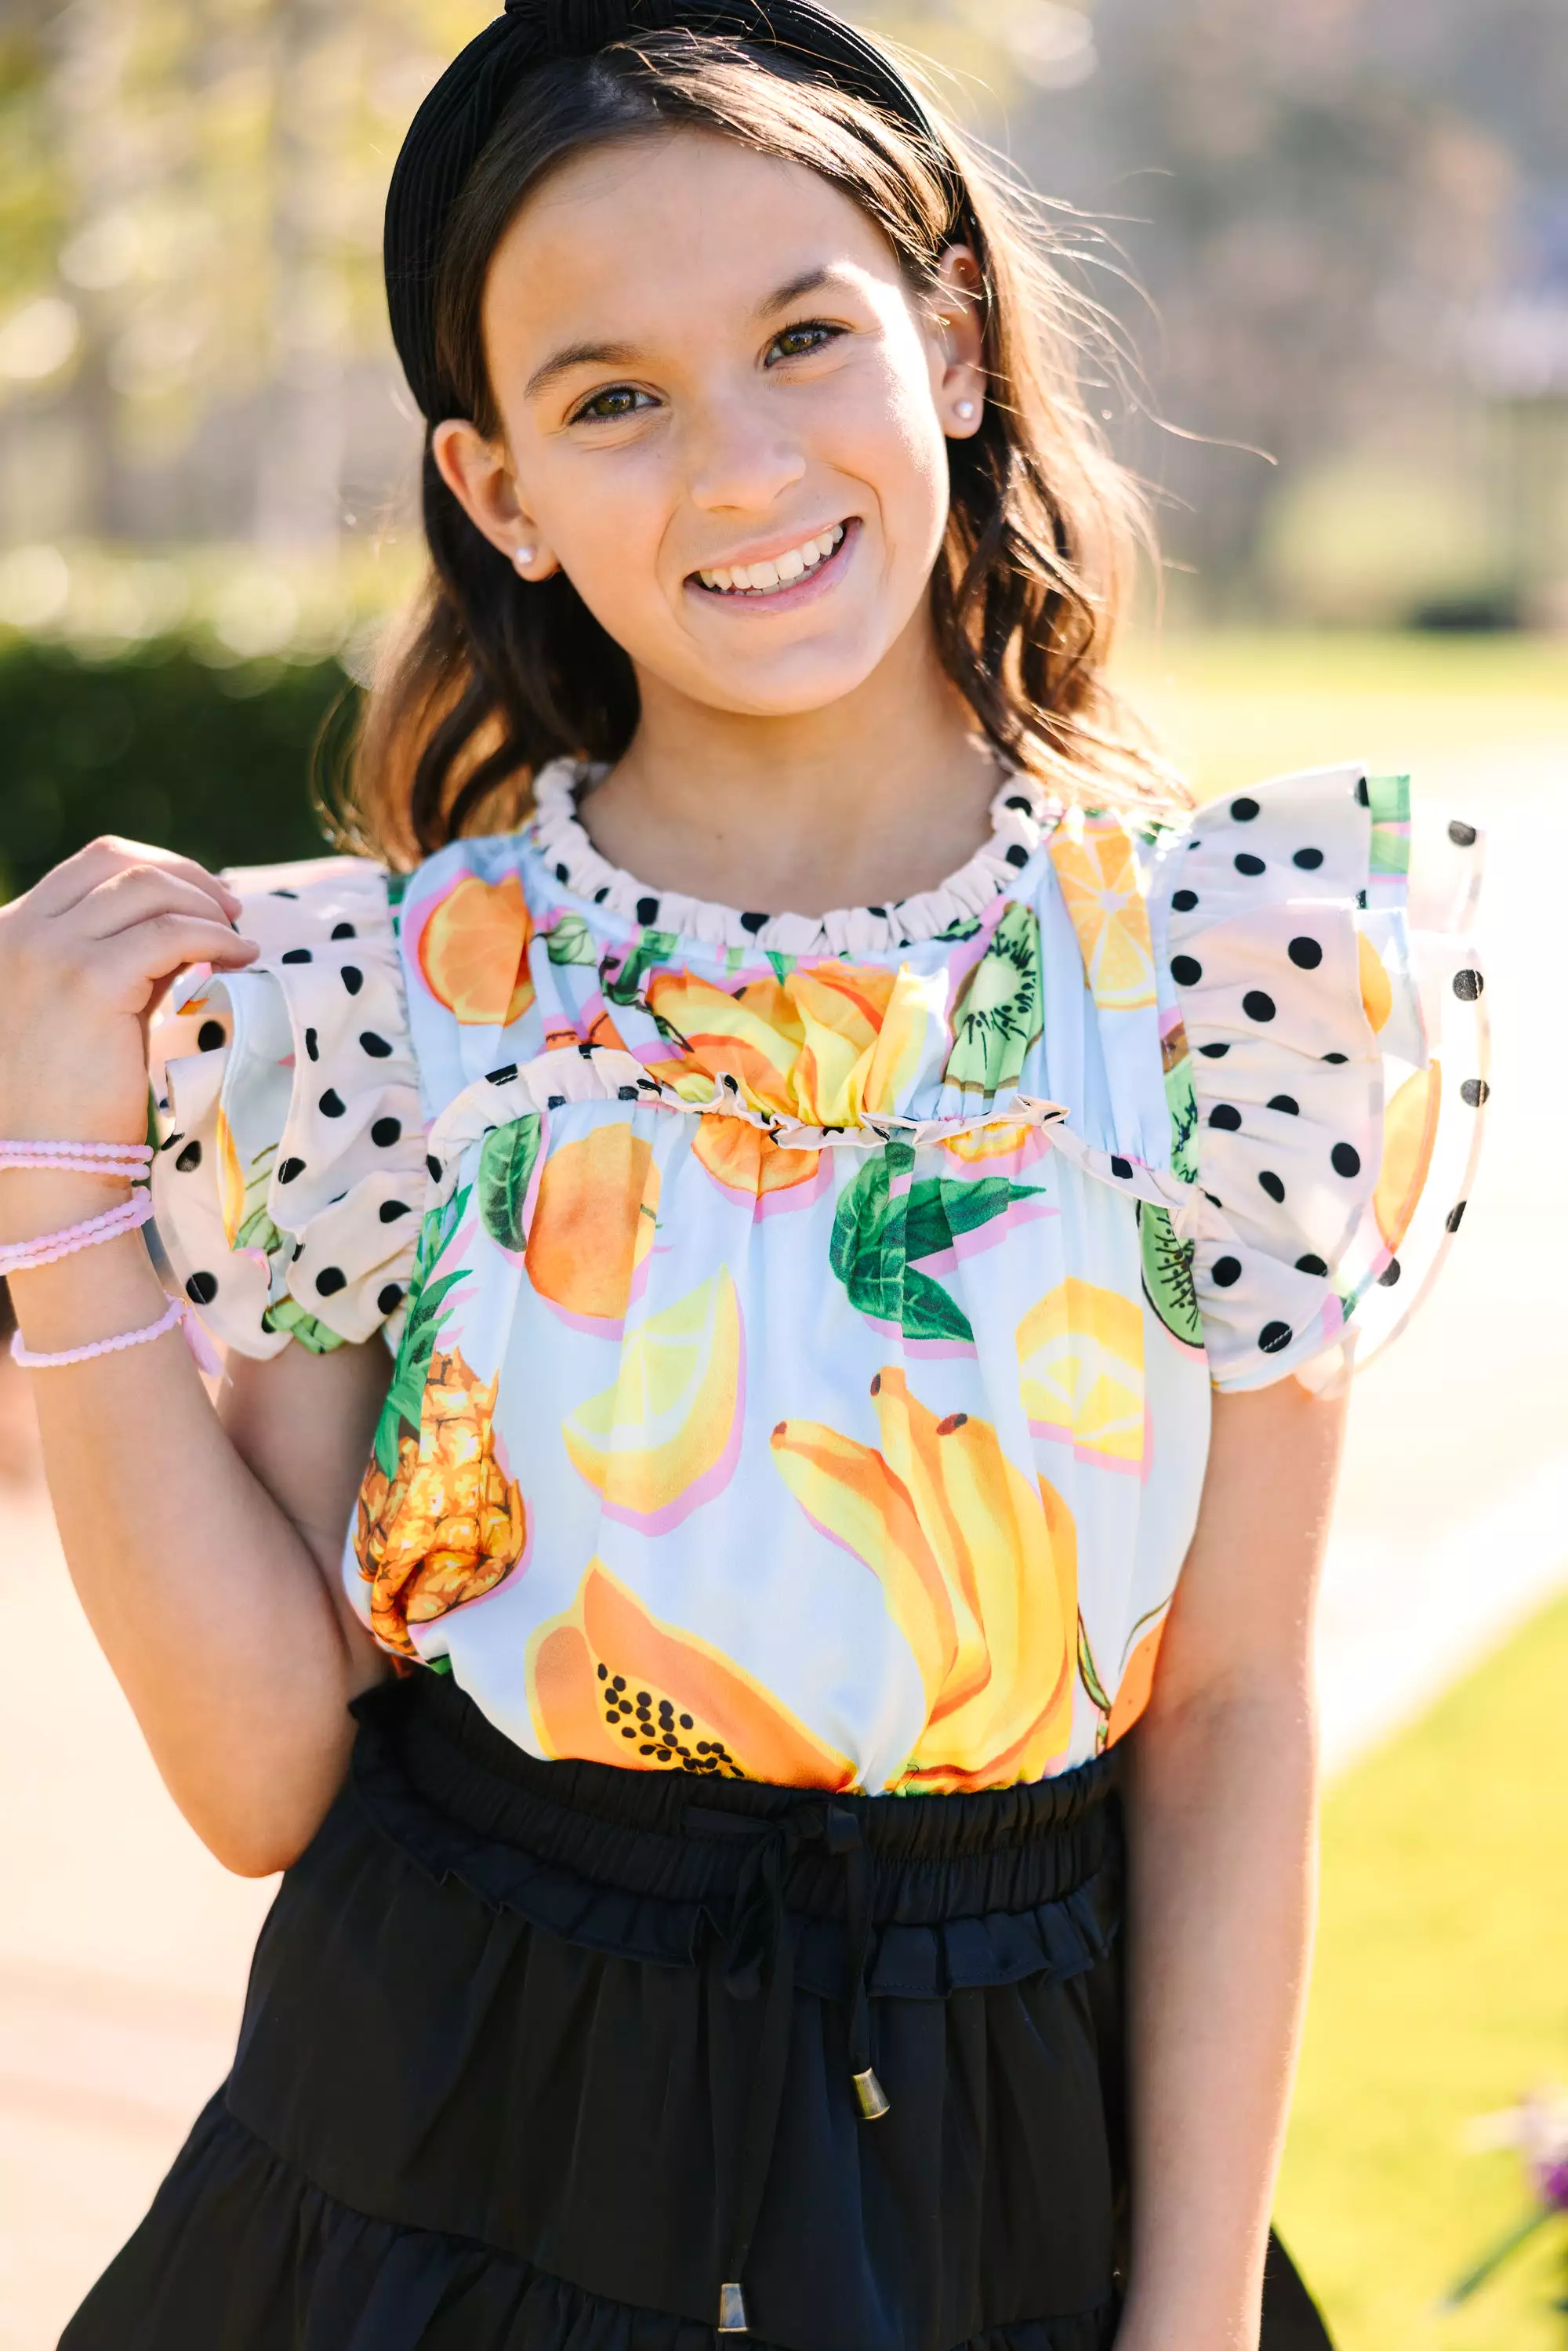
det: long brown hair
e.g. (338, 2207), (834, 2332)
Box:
(343, 27), (1180, 869)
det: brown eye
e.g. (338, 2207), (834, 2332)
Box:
(768, 322), (841, 364)
(574, 386), (653, 423)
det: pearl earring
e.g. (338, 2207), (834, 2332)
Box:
(512, 545), (536, 573)
(954, 399), (978, 422)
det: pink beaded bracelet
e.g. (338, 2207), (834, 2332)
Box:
(10, 1293), (188, 1370)
(0, 1140), (153, 1174)
(0, 1191), (156, 1277)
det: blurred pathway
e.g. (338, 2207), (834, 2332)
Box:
(2, 676), (1563, 2346)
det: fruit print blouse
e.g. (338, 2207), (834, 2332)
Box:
(151, 760), (1486, 1791)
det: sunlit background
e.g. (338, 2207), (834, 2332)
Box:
(1, 3), (1565, 2346)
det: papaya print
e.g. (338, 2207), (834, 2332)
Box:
(942, 901), (1042, 1097)
(831, 1136), (1048, 1347)
(644, 960), (939, 1125)
(1374, 1064), (1441, 1251)
(1015, 1278), (1147, 1471)
(563, 1268), (743, 1531)
(691, 1115), (824, 1210)
(418, 872), (534, 1026)
(1047, 810), (1158, 1011)
(772, 1369), (1077, 1790)
(525, 1125), (660, 1323)
(355, 1341), (528, 1658)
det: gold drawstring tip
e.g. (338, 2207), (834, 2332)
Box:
(718, 2280), (750, 2332)
(852, 2065), (891, 2120)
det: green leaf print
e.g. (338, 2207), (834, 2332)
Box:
(942, 901), (1043, 1097)
(603, 928), (680, 1009)
(1138, 1202), (1203, 1350)
(477, 1116), (543, 1254)
(262, 1295), (346, 1355)
(830, 1141), (1047, 1345)
(543, 912), (597, 966)
(372, 1182), (472, 1478)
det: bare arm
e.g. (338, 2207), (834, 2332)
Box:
(2, 840), (391, 1876)
(1114, 1373), (1348, 2351)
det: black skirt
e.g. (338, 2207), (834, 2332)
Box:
(61, 1673), (1330, 2351)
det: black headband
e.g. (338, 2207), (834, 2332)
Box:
(383, 0), (960, 421)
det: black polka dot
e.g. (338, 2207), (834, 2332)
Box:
(1259, 1320), (1293, 1353)
(1171, 954), (1203, 987)
(315, 1266), (347, 1297)
(1448, 820), (1477, 848)
(184, 1270), (218, 1305)
(1208, 1103), (1243, 1131)
(379, 1199), (410, 1223)
(377, 1283), (405, 1315)
(425, 1154), (443, 1182)
(1377, 1258), (1402, 1287)
(270, 887), (298, 900)
(546, 1095), (565, 1111)
(1259, 1170), (1286, 1203)
(739, 911), (769, 934)
(278, 1156), (305, 1183)
(1460, 1077), (1489, 1108)
(319, 1088), (346, 1118)
(1267, 1094), (1300, 1116)
(1446, 1201), (1466, 1233)
(1212, 1256), (1243, 1289)
(1198, 1041), (1230, 1059)
(341, 965), (364, 996)
(593, 886), (609, 905)
(1453, 968), (1483, 1003)
(1005, 843), (1030, 869)
(1293, 847), (1323, 871)
(1243, 991), (1276, 1023)
(866, 905), (887, 920)
(1356, 888), (1368, 910)
(304, 1027), (319, 1061)
(331, 920), (356, 941)
(196, 1019), (226, 1053)
(1234, 853), (1265, 876)
(1288, 936), (1323, 971)
(487, 1063), (518, 1087)
(1295, 1254), (1328, 1277)
(555, 862), (570, 884)
(1231, 796), (1260, 822)
(371, 1117), (402, 1148)
(1323, 1051), (1348, 1065)
(1204, 1192), (1224, 1209)
(1172, 888), (1199, 912)
(1109, 1156), (1134, 1179)
(360, 1031), (394, 1058)
(636, 896), (659, 927)
(281, 947), (311, 964)
(617, 1084), (638, 1101)
(175, 1139), (202, 1174)
(1354, 776), (1370, 807)
(1330, 1142), (1361, 1178)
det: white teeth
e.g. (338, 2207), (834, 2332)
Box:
(699, 522), (847, 595)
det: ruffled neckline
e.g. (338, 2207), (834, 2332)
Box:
(524, 755), (1057, 958)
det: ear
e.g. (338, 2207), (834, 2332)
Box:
(927, 245), (988, 440)
(430, 418), (558, 580)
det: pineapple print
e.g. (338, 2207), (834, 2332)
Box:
(355, 1343), (527, 1657)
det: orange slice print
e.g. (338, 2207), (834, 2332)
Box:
(1048, 815), (1157, 1011)
(419, 873), (535, 1027)
(524, 1126), (660, 1321)
(691, 1116), (822, 1201)
(527, 1559), (855, 1787)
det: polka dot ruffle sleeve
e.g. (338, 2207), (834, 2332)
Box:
(1151, 766), (1486, 1392)
(150, 858), (426, 1359)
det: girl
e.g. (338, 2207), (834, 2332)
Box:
(3, 5), (1486, 2348)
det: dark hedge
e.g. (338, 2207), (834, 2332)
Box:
(0, 637), (362, 900)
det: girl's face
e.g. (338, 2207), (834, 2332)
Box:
(434, 131), (985, 721)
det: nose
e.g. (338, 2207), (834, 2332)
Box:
(684, 391), (807, 516)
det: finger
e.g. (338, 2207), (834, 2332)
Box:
(30, 837), (244, 923)
(89, 917), (260, 1013)
(67, 865), (247, 946)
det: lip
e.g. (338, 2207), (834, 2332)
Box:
(684, 517), (859, 616)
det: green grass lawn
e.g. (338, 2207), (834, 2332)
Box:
(1276, 1590), (1568, 2351)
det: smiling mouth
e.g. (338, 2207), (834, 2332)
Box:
(692, 521), (848, 597)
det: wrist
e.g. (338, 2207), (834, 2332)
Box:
(8, 1227), (169, 1357)
(0, 1166), (138, 1245)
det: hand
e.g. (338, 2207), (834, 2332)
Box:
(0, 836), (256, 1157)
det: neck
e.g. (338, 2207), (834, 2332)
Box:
(579, 607), (1003, 920)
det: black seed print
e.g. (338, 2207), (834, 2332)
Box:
(332, 921), (356, 940)
(379, 1200), (410, 1223)
(304, 1028), (319, 1061)
(1259, 1321), (1293, 1353)
(360, 1032), (393, 1058)
(197, 1019), (226, 1053)
(1330, 1142), (1361, 1178)
(597, 1665), (608, 1680)
(636, 897), (659, 926)
(378, 1283), (405, 1315)
(371, 1118), (401, 1148)
(176, 1139), (202, 1173)
(278, 1157), (305, 1183)
(1171, 954), (1203, 987)
(281, 947), (311, 964)
(1293, 847), (1323, 871)
(740, 912), (769, 934)
(1296, 1254), (1329, 1277)
(1234, 853), (1265, 876)
(1453, 969), (1483, 1003)
(1243, 991), (1276, 1023)
(1288, 937), (1323, 971)
(316, 1266), (347, 1297)
(1268, 1095), (1300, 1116)
(185, 1271), (218, 1305)
(341, 965), (364, 996)
(1212, 1256), (1242, 1288)
(1448, 820), (1477, 848)
(319, 1089), (346, 1118)
(1377, 1259), (1402, 1287)
(1446, 1202), (1466, 1232)
(1259, 1170), (1286, 1203)
(1172, 888), (1200, 913)
(1461, 1077), (1489, 1108)
(1208, 1104), (1242, 1132)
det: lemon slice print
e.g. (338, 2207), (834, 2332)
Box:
(1048, 815), (1157, 1011)
(1016, 1277), (1148, 1470)
(564, 1268), (743, 1530)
